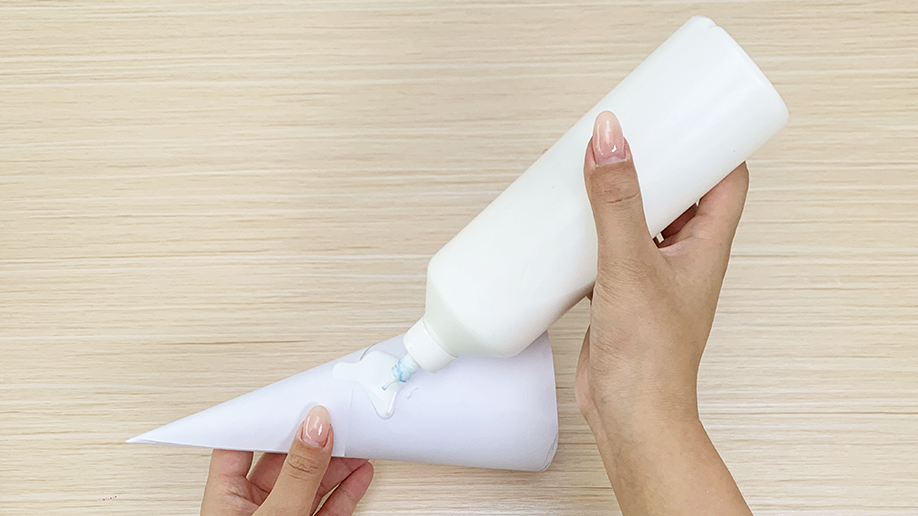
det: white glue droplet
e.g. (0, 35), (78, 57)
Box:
(332, 351), (404, 419)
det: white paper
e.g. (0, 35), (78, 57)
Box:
(128, 333), (559, 471)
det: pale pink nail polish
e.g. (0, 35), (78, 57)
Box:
(300, 406), (330, 448)
(592, 111), (627, 166)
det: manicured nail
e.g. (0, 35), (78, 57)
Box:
(300, 406), (330, 448)
(592, 111), (627, 166)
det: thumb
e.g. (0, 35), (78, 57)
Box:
(584, 111), (656, 269)
(259, 406), (333, 516)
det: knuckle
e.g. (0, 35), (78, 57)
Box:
(337, 485), (362, 506)
(321, 486), (363, 516)
(587, 160), (642, 207)
(284, 452), (324, 481)
(598, 184), (641, 207)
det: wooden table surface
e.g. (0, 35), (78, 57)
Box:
(2, 1), (917, 514)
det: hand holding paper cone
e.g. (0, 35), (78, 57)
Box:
(129, 333), (559, 471)
(201, 406), (375, 516)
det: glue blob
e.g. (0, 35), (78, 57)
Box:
(332, 350), (404, 419)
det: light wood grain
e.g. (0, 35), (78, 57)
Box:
(2, 1), (917, 514)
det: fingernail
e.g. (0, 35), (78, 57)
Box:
(300, 406), (330, 448)
(592, 111), (627, 166)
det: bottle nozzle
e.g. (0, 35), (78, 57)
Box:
(382, 352), (421, 390)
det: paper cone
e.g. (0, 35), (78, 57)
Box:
(128, 332), (559, 471)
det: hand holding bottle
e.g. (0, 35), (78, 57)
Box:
(576, 111), (754, 515)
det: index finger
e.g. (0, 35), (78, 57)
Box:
(691, 162), (750, 251)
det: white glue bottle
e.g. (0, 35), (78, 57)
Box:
(389, 16), (789, 384)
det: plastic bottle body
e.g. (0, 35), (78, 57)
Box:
(404, 16), (789, 373)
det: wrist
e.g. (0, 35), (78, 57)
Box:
(586, 372), (700, 429)
(590, 404), (709, 474)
